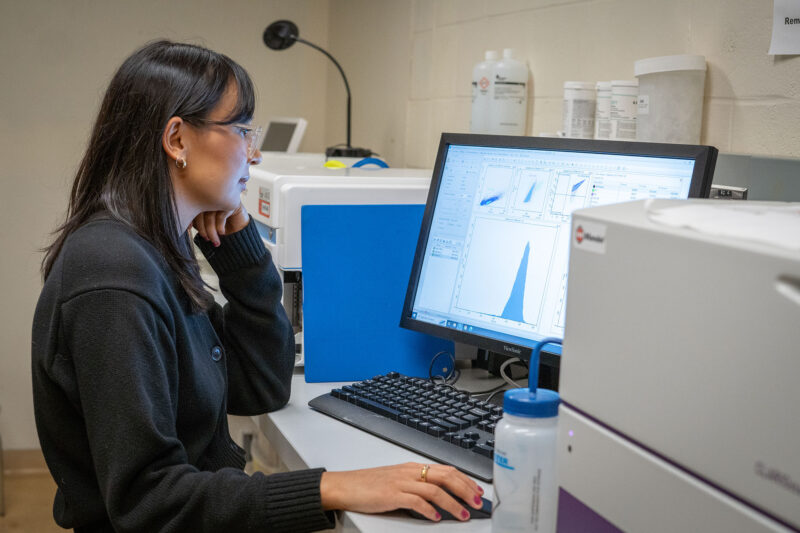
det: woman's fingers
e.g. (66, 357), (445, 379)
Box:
(426, 464), (484, 509)
(410, 480), (471, 521)
(192, 204), (248, 246)
(215, 210), (227, 237)
(204, 211), (220, 245)
(398, 493), (440, 521)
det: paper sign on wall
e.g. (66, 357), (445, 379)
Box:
(769, 0), (800, 55)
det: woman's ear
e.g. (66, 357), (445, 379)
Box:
(162, 116), (186, 165)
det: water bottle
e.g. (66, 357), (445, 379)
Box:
(488, 48), (528, 135)
(492, 339), (560, 533)
(471, 50), (498, 134)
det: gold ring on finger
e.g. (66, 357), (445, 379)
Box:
(420, 464), (430, 483)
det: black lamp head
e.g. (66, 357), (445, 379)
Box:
(263, 20), (299, 50)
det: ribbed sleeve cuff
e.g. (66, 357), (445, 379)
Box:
(258, 468), (336, 532)
(194, 217), (267, 275)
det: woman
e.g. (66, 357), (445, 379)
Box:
(32, 40), (484, 532)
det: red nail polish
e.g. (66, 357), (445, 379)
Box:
(434, 512), (441, 520)
(478, 486), (484, 493)
(474, 495), (482, 505)
(461, 509), (469, 519)
(213, 241), (220, 247)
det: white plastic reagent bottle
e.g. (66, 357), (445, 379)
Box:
(488, 48), (528, 136)
(492, 338), (560, 533)
(471, 50), (499, 134)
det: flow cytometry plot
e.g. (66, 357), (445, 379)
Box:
(455, 218), (558, 326)
(477, 165), (514, 209)
(551, 171), (592, 216)
(513, 169), (549, 213)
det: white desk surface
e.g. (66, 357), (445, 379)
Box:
(254, 371), (498, 532)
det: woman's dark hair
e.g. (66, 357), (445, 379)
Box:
(42, 40), (255, 311)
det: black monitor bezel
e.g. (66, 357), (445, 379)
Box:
(400, 133), (717, 369)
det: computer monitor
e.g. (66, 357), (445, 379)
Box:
(400, 133), (717, 387)
(260, 117), (307, 153)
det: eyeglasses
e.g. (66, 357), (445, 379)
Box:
(228, 123), (264, 160)
(193, 119), (264, 160)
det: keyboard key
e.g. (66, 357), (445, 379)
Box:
(357, 397), (400, 420)
(427, 425), (446, 437)
(417, 421), (431, 432)
(464, 431), (480, 441)
(461, 414), (480, 425)
(430, 418), (458, 432)
(468, 407), (490, 419)
(446, 416), (470, 430)
(473, 444), (494, 458)
(460, 438), (476, 449)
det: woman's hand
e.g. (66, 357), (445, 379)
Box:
(192, 203), (249, 246)
(319, 462), (485, 522)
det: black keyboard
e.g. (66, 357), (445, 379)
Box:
(308, 372), (503, 482)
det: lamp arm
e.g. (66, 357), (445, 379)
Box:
(295, 37), (352, 148)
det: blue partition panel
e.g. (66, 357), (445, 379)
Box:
(301, 204), (454, 382)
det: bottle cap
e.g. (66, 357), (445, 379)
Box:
(485, 50), (499, 60)
(502, 48), (515, 59)
(502, 387), (559, 418)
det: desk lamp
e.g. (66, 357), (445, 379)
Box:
(263, 20), (373, 159)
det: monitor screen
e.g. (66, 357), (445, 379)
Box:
(400, 134), (717, 369)
(261, 121), (298, 152)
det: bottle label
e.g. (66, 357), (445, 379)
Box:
(494, 78), (526, 104)
(638, 94), (650, 115)
(494, 451), (515, 470)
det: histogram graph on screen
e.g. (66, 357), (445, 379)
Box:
(454, 217), (558, 328)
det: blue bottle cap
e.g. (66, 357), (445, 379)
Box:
(502, 388), (560, 418)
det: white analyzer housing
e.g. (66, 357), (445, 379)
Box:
(241, 165), (433, 365)
(558, 199), (800, 532)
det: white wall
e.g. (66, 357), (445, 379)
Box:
(327, 0), (800, 168)
(0, 0), (331, 449)
(324, 0), (413, 166)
